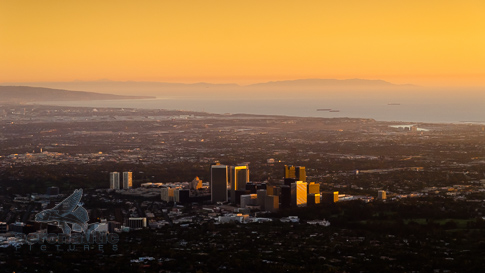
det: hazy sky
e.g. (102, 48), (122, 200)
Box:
(1, 0), (484, 86)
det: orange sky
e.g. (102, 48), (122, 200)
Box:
(1, 0), (484, 86)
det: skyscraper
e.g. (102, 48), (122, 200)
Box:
(230, 165), (249, 204)
(378, 190), (386, 200)
(284, 165), (296, 179)
(284, 165), (306, 182)
(291, 181), (308, 207)
(280, 185), (291, 208)
(110, 172), (120, 189)
(257, 189), (267, 210)
(123, 172), (132, 189)
(211, 164), (228, 203)
(295, 166), (306, 182)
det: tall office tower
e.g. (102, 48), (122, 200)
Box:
(291, 181), (308, 207)
(284, 165), (306, 182)
(284, 165), (296, 179)
(322, 191), (339, 203)
(211, 164), (229, 203)
(308, 182), (320, 194)
(123, 172), (133, 189)
(110, 172), (120, 189)
(295, 166), (306, 182)
(378, 190), (386, 200)
(280, 185), (291, 208)
(257, 189), (267, 210)
(230, 165), (249, 204)
(308, 193), (321, 205)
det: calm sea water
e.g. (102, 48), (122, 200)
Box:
(36, 97), (485, 124)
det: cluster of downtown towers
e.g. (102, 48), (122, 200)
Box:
(210, 164), (328, 211)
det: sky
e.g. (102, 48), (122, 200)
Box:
(1, 0), (484, 86)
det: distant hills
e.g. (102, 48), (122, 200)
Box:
(0, 86), (155, 103)
(248, 78), (415, 88)
(0, 79), (419, 99)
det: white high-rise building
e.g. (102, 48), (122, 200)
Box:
(110, 172), (120, 189)
(123, 172), (133, 189)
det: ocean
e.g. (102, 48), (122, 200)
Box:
(35, 97), (485, 124)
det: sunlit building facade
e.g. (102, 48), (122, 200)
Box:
(284, 165), (306, 182)
(123, 171), (132, 189)
(230, 165), (249, 204)
(308, 182), (320, 194)
(378, 190), (386, 200)
(291, 181), (308, 207)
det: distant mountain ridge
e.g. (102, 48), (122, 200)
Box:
(247, 78), (416, 88)
(0, 86), (155, 103)
(0, 78), (418, 98)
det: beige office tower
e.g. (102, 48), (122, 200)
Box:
(378, 190), (386, 200)
(322, 191), (339, 203)
(265, 195), (279, 212)
(230, 165), (249, 204)
(123, 172), (132, 189)
(308, 193), (321, 205)
(308, 182), (320, 194)
(110, 172), (120, 189)
(291, 181), (308, 207)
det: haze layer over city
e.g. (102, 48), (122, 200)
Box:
(1, 1), (485, 272)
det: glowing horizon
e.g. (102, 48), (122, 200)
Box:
(1, 1), (484, 87)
